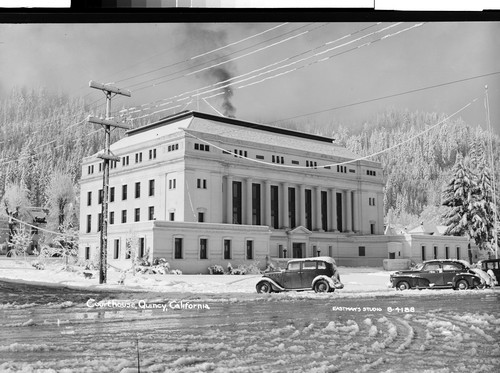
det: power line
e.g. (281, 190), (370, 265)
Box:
(184, 94), (479, 170)
(273, 71), (500, 124)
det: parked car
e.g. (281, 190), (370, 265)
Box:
(477, 259), (500, 285)
(256, 256), (344, 293)
(390, 259), (482, 290)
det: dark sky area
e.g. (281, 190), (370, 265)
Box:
(0, 21), (499, 135)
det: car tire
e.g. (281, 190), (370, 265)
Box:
(256, 281), (273, 294)
(455, 279), (469, 290)
(396, 281), (411, 291)
(314, 279), (330, 293)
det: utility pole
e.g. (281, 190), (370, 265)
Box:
(88, 80), (131, 284)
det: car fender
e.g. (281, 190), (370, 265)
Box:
(452, 273), (480, 288)
(258, 278), (285, 292)
(312, 275), (336, 290)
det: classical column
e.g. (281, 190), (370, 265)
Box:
(330, 188), (337, 232)
(345, 190), (352, 232)
(264, 180), (271, 227)
(352, 190), (358, 233)
(225, 176), (233, 224)
(282, 182), (289, 229)
(246, 178), (253, 225)
(299, 184), (306, 227)
(315, 186), (322, 231)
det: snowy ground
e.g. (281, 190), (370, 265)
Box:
(0, 257), (393, 296)
(1, 257), (499, 372)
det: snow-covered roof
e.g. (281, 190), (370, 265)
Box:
(287, 256), (338, 266)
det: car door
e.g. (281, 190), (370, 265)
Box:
(301, 261), (317, 288)
(420, 262), (444, 287)
(442, 262), (463, 286)
(282, 261), (302, 289)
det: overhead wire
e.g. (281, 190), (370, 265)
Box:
(183, 95), (480, 169)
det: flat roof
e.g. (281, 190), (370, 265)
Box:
(127, 111), (336, 144)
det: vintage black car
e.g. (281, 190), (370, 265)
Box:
(256, 257), (344, 293)
(477, 259), (500, 285)
(390, 259), (482, 290)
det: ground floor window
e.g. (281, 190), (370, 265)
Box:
(433, 246), (438, 259)
(359, 246), (365, 256)
(114, 239), (119, 259)
(174, 237), (183, 259)
(85, 247), (90, 260)
(246, 240), (253, 260)
(200, 238), (208, 259)
(421, 245), (426, 261)
(224, 239), (231, 260)
(445, 246), (449, 259)
(456, 246), (460, 260)
(139, 237), (145, 258)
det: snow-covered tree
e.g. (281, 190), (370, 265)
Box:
(45, 170), (76, 229)
(8, 224), (33, 260)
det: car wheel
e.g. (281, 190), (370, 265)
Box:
(256, 281), (273, 294)
(314, 280), (330, 293)
(396, 281), (411, 291)
(455, 279), (469, 290)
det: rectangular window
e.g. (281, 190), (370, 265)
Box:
(135, 182), (141, 198)
(174, 238), (183, 259)
(232, 181), (242, 224)
(122, 210), (127, 224)
(197, 178), (207, 189)
(445, 246), (449, 259)
(198, 212), (205, 222)
(224, 239), (231, 260)
(246, 240), (253, 260)
(87, 191), (92, 206)
(139, 237), (145, 258)
(336, 192), (343, 232)
(149, 179), (155, 196)
(98, 189), (103, 204)
(291, 160), (299, 165)
(148, 206), (154, 221)
(110, 187), (115, 203)
(110, 211), (115, 225)
(359, 246), (366, 256)
(370, 223), (375, 235)
(456, 247), (460, 260)
(169, 212), (175, 221)
(97, 213), (102, 232)
(305, 189), (312, 231)
(270, 185), (279, 229)
(122, 185), (127, 200)
(321, 190), (328, 231)
(433, 246), (438, 259)
(134, 208), (140, 222)
(288, 187), (296, 228)
(256, 155), (264, 160)
(200, 238), (208, 259)
(421, 245), (426, 261)
(85, 247), (90, 260)
(169, 179), (176, 189)
(86, 215), (91, 233)
(252, 183), (261, 225)
(114, 239), (120, 259)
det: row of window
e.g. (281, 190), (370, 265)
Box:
(84, 238), (254, 261)
(86, 206), (155, 233)
(87, 147), (161, 175)
(421, 245), (461, 261)
(87, 180), (156, 206)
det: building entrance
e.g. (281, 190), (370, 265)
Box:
(292, 242), (305, 258)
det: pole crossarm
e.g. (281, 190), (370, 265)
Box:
(89, 80), (131, 97)
(87, 116), (130, 130)
(97, 153), (121, 162)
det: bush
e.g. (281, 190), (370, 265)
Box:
(170, 269), (182, 275)
(208, 264), (224, 275)
(31, 261), (45, 270)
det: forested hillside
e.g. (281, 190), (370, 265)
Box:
(0, 87), (499, 231)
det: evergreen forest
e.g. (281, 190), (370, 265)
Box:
(0, 87), (499, 237)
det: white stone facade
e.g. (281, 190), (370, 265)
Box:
(79, 111), (388, 272)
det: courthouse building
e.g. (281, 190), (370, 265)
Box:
(79, 111), (387, 273)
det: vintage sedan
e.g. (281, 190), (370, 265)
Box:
(256, 256), (344, 293)
(390, 259), (482, 290)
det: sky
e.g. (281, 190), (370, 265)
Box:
(0, 21), (499, 136)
